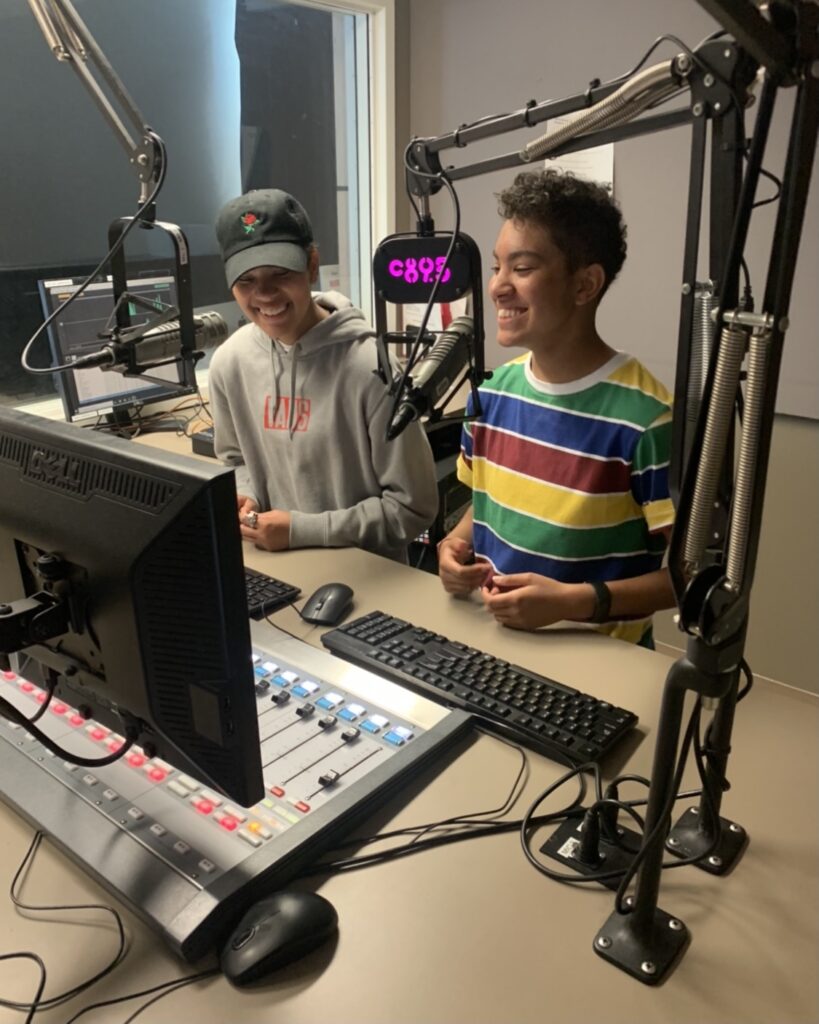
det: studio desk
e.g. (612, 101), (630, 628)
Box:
(0, 431), (816, 1024)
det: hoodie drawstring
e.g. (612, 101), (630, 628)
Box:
(269, 343), (282, 428)
(288, 345), (300, 439)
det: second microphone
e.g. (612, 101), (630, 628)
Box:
(386, 315), (474, 441)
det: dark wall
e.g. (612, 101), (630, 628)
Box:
(236, 0), (339, 263)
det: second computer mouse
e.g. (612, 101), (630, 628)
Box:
(300, 582), (354, 626)
(220, 890), (339, 987)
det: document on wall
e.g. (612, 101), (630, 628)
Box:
(402, 297), (469, 332)
(544, 115), (615, 193)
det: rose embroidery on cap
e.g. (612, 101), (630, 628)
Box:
(241, 212), (258, 234)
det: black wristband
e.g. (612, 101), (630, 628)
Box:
(589, 581), (612, 623)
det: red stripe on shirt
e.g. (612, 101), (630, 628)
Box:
(473, 424), (632, 494)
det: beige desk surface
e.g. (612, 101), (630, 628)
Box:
(1, 435), (817, 1023)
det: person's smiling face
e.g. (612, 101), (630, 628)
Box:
(489, 218), (582, 352)
(231, 252), (322, 344)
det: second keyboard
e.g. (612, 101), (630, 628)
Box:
(322, 611), (638, 766)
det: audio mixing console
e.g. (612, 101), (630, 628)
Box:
(0, 620), (469, 960)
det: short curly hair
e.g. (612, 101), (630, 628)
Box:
(496, 169), (627, 296)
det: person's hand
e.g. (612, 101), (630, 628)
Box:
(237, 494), (259, 520)
(240, 508), (291, 551)
(481, 572), (578, 630)
(437, 536), (493, 595)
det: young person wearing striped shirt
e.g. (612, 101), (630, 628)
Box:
(437, 170), (675, 647)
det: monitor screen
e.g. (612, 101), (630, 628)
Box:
(0, 407), (263, 806)
(38, 274), (197, 422)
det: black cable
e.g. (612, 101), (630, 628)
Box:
(21, 132), (169, 376)
(261, 605), (314, 642)
(63, 969), (219, 1024)
(320, 739), (559, 856)
(740, 256), (753, 307)
(407, 727), (529, 848)
(518, 762), (642, 887)
(88, 391), (210, 440)
(752, 165), (783, 209)
(312, 729), (536, 860)
(24, 671), (57, 725)
(403, 139), (426, 225)
(301, 805), (582, 878)
(388, 153), (463, 436)
(417, 30), (728, 156)
(516, 698), (721, 892)
(0, 692), (136, 767)
(303, 750), (584, 878)
(737, 658), (754, 701)
(1, 832), (130, 1015)
(0, 952), (46, 1024)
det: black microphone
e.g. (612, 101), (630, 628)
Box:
(387, 316), (474, 440)
(71, 311), (229, 371)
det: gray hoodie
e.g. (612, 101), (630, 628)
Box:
(208, 291), (439, 562)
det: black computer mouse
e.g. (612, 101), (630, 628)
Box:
(220, 890), (338, 986)
(300, 582), (354, 626)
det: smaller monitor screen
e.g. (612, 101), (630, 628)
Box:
(38, 274), (196, 422)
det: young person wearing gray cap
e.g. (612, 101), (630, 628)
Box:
(208, 188), (439, 562)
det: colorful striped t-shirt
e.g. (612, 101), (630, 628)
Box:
(457, 351), (674, 644)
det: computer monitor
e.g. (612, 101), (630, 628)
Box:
(37, 273), (197, 424)
(0, 406), (263, 806)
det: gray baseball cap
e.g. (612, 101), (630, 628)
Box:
(216, 189), (314, 288)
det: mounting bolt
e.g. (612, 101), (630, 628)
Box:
(714, 102), (722, 112)
(709, 855), (723, 868)
(624, 896), (634, 907)
(779, 317), (790, 331)
(667, 836), (680, 847)
(669, 919), (684, 932)
(596, 935), (612, 950)
(704, 73), (715, 87)
(729, 823), (744, 834)
(641, 961), (657, 976)
(681, 283), (692, 295)
(692, 102), (704, 117)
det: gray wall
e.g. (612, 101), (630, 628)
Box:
(400, 0), (819, 692)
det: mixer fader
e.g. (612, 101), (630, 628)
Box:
(0, 620), (469, 960)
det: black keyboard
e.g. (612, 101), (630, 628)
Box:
(321, 611), (638, 766)
(244, 567), (301, 619)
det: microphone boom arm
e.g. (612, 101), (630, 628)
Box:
(27, 0), (162, 209)
(25, 0), (201, 384)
